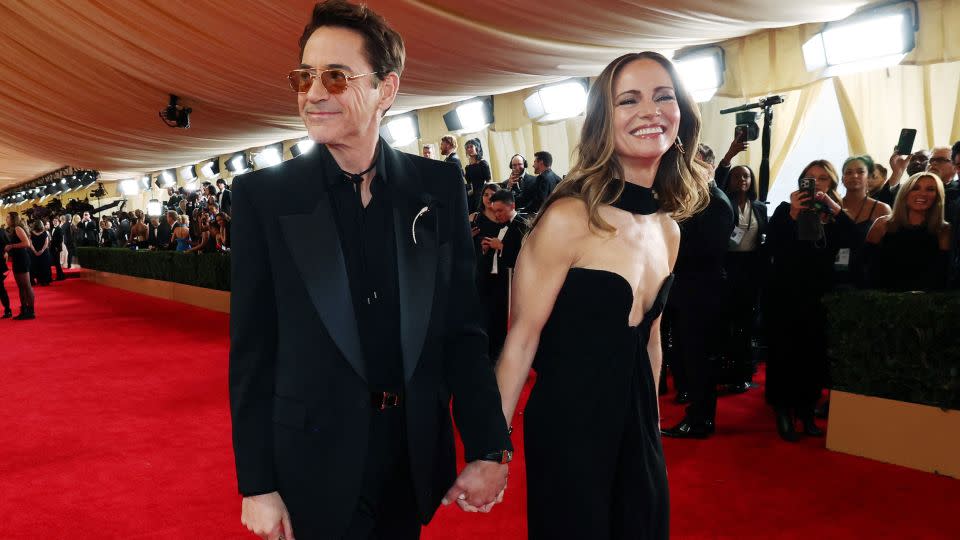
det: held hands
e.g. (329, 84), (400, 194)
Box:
(481, 237), (504, 251)
(442, 460), (509, 513)
(241, 491), (294, 540)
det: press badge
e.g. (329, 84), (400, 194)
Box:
(730, 227), (746, 246)
(835, 248), (851, 268)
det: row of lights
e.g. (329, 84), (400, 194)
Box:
(0, 170), (99, 208)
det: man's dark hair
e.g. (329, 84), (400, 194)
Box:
(952, 140), (960, 163)
(534, 151), (553, 168)
(216, 178), (227, 187)
(490, 190), (515, 206)
(298, 0), (405, 83)
(697, 143), (715, 166)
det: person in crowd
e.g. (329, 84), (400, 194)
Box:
(839, 155), (891, 287)
(215, 212), (231, 249)
(480, 190), (528, 359)
(440, 134), (460, 166)
(660, 146), (734, 439)
(875, 149), (933, 205)
(216, 178), (232, 216)
(464, 138), (492, 211)
(714, 133), (749, 191)
(765, 160), (857, 442)
(500, 153), (538, 213)
(421, 144), (435, 159)
(130, 213), (149, 248)
(117, 212), (131, 247)
(0, 226), (12, 317)
(208, 221), (223, 251)
(172, 214), (191, 252)
(157, 210), (176, 250)
(166, 187), (183, 210)
(78, 211), (99, 247)
(868, 163), (888, 196)
(4, 212), (35, 319)
(204, 182), (219, 204)
(49, 216), (65, 281)
(29, 219), (52, 287)
(189, 208), (204, 241)
(524, 151), (562, 214)
(63, 214), (77, 268)
(99, 218), (118, 248)
(470, 183), (502, 242)
(863, 172), (951, 291)
(718, 165), (767, 394)
(185, 213), (215, 254)
(231, 3), (509, 538)
(496, 51), (708, 539)
(147, 216), (160, 249)
(207, 201), (221, 221)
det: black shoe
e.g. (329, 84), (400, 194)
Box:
(727, 382), (751, 394)
(13, 307), (34, 320)
(662, 419), (715, 439)
(1, 309), (11, 319)
(799, 412), (824, 437)
(775, 409), (799, 442)
(674, 391), (691, 405)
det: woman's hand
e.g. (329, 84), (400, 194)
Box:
(789, 190), (810, 219)
(815, 191), (841, 216)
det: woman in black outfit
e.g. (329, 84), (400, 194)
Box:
(722, 165), (768, 392)
(464, 138), (492, 211)
(765, 160), (857, 442)
(29, 220), (52, 286)
(839, 155), (891, 287)
(4, 212), (35, 319)
(495, 51), (709, 539)
(100, 219), (118, 248)
(863, 172), (951, 291)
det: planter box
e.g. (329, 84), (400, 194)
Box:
(84, 270), (230, 313)
(827, 390), (960, 479)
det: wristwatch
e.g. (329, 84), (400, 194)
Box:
(478, 450), (513, 464)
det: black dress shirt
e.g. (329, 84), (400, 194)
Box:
(326, 166), (403, 392)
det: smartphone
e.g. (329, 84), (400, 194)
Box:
(895, 128), (917, 156)
(798, 177), (816, 210)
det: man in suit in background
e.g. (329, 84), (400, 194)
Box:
(499, 153), (538, 214)
(480, 189), (528, 359)
(528, 150), (562, 214)
(78, 211), (99, 247)
(216, 178), (232, 216)
(155, 210), (176, 250)
(440, 134), (469, 198)
(230, 2), (511, 539)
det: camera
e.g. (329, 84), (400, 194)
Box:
(734, 111), (760, 142)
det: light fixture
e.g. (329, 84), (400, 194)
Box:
(524, 80), (588, 123)
(139, 175), (151, 190)
(183, 181), (200, 193)
(802, 3), (915, 76)
(673, 46), (725, 103)
(119, 179), (140, 196)
(443, 98), (493, 133)
(147, 199), (163, 217)
(253, 144), (283, 169)
(226, 152), (250, 174)
(180, 165), (198, 182)
(291, 139), (315, 157)
(155, 169), (176, 189)
(199, 160), (220, 178)
(380, 114), (419, 147)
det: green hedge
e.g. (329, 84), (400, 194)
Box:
(77, 247), (230, 291)
(825, 289), (960, 411)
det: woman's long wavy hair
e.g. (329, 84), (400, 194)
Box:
(888, 172), (947, 235)
(532, 51), (710, 233)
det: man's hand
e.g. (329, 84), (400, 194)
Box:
(442, 460), (508, 511)
(241, 492), (294, 540)
(481, 237), (504, 251)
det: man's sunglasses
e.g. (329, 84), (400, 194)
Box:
(286, 68), (379, 94)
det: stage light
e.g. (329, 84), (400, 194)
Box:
(139, 175), (151, 190)
(155, 170), (176, 189)
(253, 145), (283, 169)
(291, 139), (315, 157)
(443, 99), (493, 133)
(147, 199), (163, 217)
(119, 179), (139, 196)
(226, 152), (250, 174)
(380, 114), (420, 147)
(674, 47), (725, 103)
(199, 160), (220, 178)
(803, 4), (915, 76)
(180, 165), (198, 181)
(524, 80), (588, 123)
(183, 181), (200, 192)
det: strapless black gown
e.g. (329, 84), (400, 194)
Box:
(524, 182), (672, 539)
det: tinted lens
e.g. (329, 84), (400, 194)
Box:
(320, 70), (348, 94)
(287, 70), (312, 93)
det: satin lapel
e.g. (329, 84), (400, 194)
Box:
(384, 145), (437, 381)
(278, 154), (366, 382)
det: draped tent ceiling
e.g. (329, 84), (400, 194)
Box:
(0, 0), (879, 187)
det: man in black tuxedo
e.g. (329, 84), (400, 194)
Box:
(440, 134), (470, 198)
(528, 150), (562, 214)
(216, 178), (232, 216)
(155, 210), (176, 250)
(230, 3), (511, 540)
(499, 153), (538, 214)
(78, 211), (99, 247)
(479, 190), (528, 359)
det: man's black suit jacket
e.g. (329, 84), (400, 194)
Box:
(218, 188), (232, 215)
(78, 219), (99, 246)
(156, 221), (172, 250)
(528, 169), (562, 214)
(229, 141), (510, 537)
(499, 173), (538, 212)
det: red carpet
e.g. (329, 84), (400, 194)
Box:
(1, 275), (958, 539)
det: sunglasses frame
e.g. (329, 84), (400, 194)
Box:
(287, 68), (380, 94)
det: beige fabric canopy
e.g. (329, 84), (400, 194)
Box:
(0, 0), (879, 187)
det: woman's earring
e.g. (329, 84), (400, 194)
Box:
(674, 138), (685, 154)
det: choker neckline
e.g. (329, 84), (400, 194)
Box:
(611, 181), (658, 215)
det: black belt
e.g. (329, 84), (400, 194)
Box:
(370, 391), (402, 411)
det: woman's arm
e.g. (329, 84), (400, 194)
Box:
(186, 232), (209, 253)
(495, 197), (585, 423)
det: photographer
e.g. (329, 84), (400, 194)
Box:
(764, 160), (857, 442)
(715, 134), (749, 192)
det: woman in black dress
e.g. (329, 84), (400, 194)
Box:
(863, 172), (951, 291)
(29, 220), (52, 286)
(839, 155), (891, 287)
(765, 160), (857, 441)
(4, 212), (35, 320)
(464, 138), (492, 211)
(495, 52), (709, 539)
